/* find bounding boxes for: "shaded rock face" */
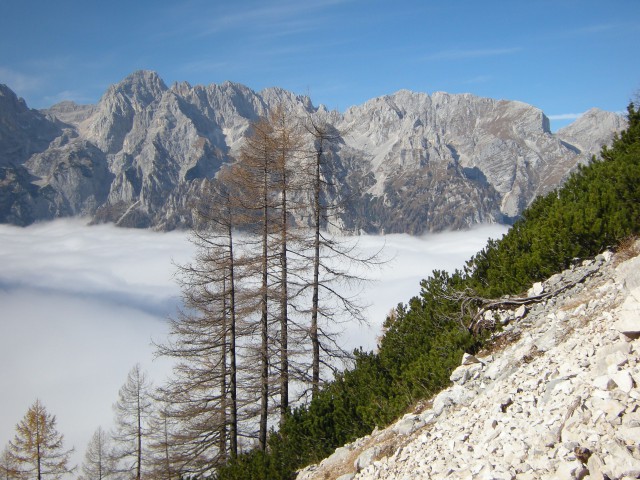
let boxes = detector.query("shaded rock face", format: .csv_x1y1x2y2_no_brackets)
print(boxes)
0,84,62,167
0,72,626,232
297,247,640,480
0,84,63,224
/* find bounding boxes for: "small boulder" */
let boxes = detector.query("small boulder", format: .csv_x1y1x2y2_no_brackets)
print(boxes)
461,353,482,365
587,454,606,480
450,365,469,385
592,375,616,391
392,414,424,436
615,425,640,447
354,446,380,472
605,350,629,367
532,282,544,296
614,300,640,339
514,305,527,320
336,475,355,480
596,250,613,263
555,460,588,480
603,440,640,478
611,370,635,393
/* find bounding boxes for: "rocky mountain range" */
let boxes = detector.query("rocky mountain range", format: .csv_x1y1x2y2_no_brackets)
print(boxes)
0,71,627,233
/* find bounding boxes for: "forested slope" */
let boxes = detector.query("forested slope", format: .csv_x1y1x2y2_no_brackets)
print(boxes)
216,104,640,479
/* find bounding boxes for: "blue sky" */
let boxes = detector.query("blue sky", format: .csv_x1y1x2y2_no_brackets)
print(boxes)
1,0,638,129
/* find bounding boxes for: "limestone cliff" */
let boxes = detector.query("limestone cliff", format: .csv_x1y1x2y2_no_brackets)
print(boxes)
0,72,626,232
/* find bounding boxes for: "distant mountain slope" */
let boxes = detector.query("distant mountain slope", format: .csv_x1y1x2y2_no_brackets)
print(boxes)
0,71,626,232
557,107,626,159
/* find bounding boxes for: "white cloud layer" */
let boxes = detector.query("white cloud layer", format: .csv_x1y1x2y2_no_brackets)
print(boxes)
0,219,507,469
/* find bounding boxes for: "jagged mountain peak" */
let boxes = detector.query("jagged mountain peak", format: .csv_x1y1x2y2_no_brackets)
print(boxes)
81,71,168,153
557,108,627,158
212,80,261,99
346,90,551,136
259,86,315,112
0,84,61,167
0,83,28,110
108,70,168,103
0,75,626,231
169,80,192,95
558,107,626,137
42,100,96,126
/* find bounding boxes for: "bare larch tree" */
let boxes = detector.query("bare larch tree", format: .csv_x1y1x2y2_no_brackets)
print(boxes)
112,364,154,480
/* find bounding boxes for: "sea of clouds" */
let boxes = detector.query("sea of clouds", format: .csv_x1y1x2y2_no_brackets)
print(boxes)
0,219,507,468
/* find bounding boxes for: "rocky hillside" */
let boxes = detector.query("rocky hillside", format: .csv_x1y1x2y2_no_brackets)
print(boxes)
297,244,640,479
0,71,626,232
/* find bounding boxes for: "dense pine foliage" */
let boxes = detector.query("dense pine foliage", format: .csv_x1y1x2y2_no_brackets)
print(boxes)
217,104,640,479
466,103,640,298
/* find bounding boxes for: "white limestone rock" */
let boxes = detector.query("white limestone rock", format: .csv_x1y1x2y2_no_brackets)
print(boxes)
616,253,640,290
611,370,635,393
392,414,424,436
554,460,587,480
615,425,640,447
450,365,470,385
461,353,483,365
614,295,640,339
602,440,640,479
355,446,381,472
587,453,607,480
593,375,616,391
514,304,527,320
532,282,544,296
606,350,630,367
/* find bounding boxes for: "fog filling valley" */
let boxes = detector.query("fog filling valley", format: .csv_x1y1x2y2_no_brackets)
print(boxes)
0,219,507,467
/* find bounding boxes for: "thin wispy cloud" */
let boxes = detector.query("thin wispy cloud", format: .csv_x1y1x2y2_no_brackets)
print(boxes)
179,59,232,75
196,0,349,37
43,90,94,106
569,23,615,35
422,47,522,61
25,54,76,72
255,36,353,61
462,75,493,85
0,67,44,94
153,0,350,44
161,0,354,74
548,112,584,120
551,22,640,41
12,54,117,108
